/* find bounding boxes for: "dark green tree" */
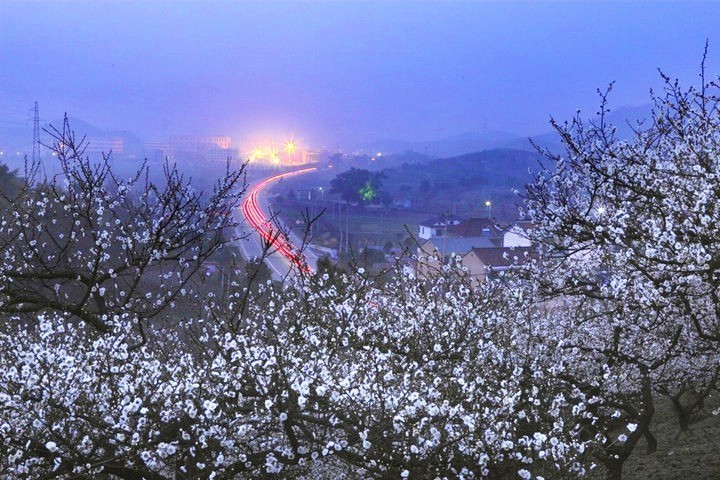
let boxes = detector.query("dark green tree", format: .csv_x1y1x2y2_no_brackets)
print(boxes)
329,167,385,204
0,163,22,200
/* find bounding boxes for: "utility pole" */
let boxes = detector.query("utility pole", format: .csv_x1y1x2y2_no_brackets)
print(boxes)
442,211,448,264
336,200,342,254
32,101,40,163
345,202,350,254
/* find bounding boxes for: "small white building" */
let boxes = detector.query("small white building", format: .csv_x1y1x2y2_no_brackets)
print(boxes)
418,215,463,240
503,221,534,248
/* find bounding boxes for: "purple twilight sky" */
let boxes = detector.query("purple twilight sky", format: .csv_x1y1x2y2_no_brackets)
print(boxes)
1,1,719,149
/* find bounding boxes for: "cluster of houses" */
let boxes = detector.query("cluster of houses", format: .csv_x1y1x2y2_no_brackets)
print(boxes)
417,215,535,284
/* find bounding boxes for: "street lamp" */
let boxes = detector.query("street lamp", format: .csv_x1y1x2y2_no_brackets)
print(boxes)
285,141,296,164
251,147,264,162
485,200,492,219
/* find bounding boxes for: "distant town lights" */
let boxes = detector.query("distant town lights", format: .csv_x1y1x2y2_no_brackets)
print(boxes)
247,139,316,166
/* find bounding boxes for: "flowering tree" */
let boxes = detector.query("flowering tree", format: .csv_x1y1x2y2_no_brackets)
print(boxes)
0,118,245,343
4,64,720,480
218,264,594,479
1,248,596,479
523,63,720,478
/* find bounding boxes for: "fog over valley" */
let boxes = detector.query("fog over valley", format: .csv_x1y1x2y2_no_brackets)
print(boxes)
2,3,720,480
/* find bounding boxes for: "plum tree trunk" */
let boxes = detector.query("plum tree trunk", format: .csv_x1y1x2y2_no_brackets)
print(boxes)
671,396,691,432
643,429,658,453
605,458,624,480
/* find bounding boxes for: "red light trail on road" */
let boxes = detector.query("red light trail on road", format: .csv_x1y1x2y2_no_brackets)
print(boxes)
241,167,317,274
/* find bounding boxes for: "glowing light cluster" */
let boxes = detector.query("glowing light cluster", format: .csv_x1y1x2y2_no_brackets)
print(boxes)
248,140,297,166
249,146,280,163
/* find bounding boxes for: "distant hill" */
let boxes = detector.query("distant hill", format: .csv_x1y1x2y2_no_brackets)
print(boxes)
0,116,144,159
602,104,654,138
380,148,544,218
382,148,544,188
506,104,654,154
365,130,522,158
45,117,145,158
349,151,436,172
366,104,654,159
0,119,32,152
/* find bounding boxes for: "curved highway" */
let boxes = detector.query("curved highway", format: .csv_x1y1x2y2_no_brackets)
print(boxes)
240,167,317,275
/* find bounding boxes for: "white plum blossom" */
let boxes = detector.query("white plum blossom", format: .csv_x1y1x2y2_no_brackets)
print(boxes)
518,469,532,479
523,68,720,477
3,71,720,480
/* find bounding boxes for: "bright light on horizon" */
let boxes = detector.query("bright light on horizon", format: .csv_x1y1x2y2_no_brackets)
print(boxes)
245,136,314,166
251,147,266,161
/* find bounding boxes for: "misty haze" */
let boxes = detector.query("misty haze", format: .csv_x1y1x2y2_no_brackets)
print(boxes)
1,2,720,480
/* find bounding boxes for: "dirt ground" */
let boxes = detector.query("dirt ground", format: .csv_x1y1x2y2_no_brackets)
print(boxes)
611,392,720,479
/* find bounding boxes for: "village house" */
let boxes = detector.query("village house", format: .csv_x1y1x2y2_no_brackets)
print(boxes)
461,246,534,285
416,215,536,279
502,220,534,248
417,215,463,240
416,236,495,277
446,217,504,246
